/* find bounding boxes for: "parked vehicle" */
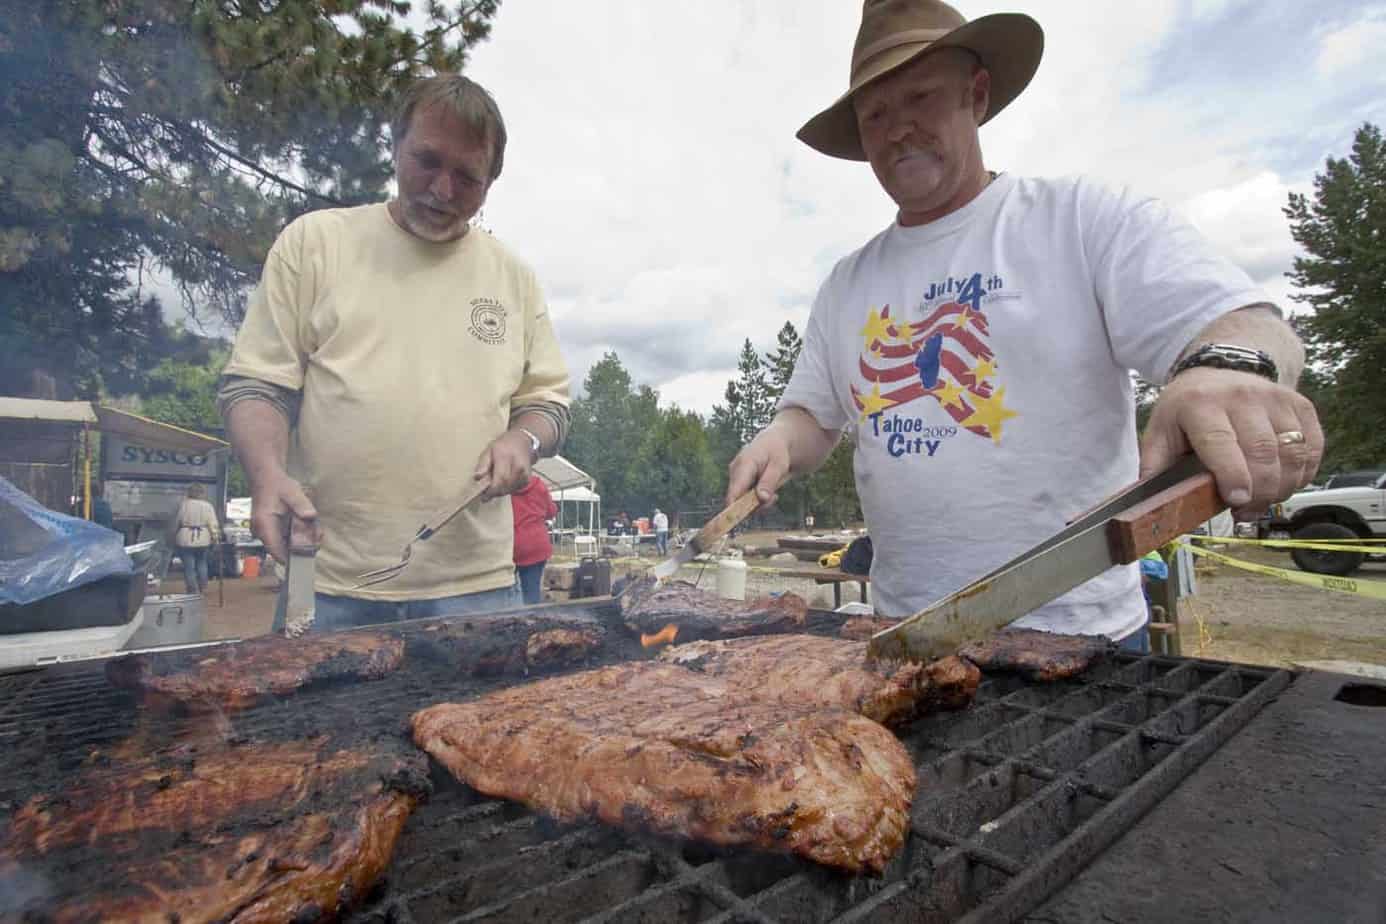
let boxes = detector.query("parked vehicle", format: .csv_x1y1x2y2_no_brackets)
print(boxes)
1265,470,1386,575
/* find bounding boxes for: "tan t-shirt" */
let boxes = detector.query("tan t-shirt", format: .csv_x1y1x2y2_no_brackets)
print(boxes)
224,204,570,600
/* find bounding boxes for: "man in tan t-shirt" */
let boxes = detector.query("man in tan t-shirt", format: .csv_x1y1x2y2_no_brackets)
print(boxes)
218,75,571,633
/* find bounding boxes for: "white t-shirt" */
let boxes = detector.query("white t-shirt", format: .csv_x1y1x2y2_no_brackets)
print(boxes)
653,512,669,531
780,174,1267,639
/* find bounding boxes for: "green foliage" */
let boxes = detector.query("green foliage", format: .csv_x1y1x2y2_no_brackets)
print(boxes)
565,352,662,517
629,408,721,521
0,0,499,393
716,338,774,446
1284,122,1386,470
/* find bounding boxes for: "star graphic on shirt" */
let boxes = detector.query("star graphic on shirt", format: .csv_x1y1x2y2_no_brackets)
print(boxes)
953,305,975,331
970,357,997,385
860,307,893,353
961,386,1019,444
930,378,967,411
893,321,916,344
857,383,896,420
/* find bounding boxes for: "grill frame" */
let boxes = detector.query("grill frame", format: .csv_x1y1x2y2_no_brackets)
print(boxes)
0,604,1291,923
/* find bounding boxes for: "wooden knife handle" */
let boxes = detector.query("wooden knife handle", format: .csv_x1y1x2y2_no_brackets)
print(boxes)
691,491,762,554
1107,472,1223,563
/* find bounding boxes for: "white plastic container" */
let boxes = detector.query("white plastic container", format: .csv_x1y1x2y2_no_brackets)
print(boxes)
716,558,747,601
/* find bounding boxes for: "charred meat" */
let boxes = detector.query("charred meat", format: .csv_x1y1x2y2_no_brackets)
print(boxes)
959,627,1115,681
659,635,979,726
838,616,901,641
403,613,604,677
412,662,915,875
620,576,806,641
105,628,404,711
0,734,428,923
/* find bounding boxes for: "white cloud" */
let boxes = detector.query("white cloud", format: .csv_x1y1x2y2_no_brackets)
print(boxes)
448,1,1364,413
1316,9,1386,80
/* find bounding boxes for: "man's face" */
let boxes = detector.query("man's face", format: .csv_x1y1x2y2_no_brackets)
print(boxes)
392,103,494,243
854,49,990,224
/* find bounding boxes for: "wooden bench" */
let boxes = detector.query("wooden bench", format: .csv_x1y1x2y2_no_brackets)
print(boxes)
776,568,870,609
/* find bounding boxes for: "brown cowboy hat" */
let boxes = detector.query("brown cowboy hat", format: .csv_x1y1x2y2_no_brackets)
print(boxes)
798,0,1043,160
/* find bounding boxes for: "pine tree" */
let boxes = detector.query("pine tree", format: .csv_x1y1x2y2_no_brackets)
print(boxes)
722,338,774,446
1284,122,1386,469
762,321,803,404
0,0,499,395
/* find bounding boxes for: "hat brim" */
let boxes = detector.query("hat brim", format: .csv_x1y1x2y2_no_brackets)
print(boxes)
797,13,1043,161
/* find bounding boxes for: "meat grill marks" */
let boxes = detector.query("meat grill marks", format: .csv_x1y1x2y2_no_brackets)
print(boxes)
105,628,405,711
412,661,916,875
401,613,604,677
0,733,429,923
959,627,1116,682
619,576,807,641
659,635,980,727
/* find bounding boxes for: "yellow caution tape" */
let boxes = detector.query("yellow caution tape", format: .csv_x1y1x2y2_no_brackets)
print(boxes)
1186,533,1386,555
1179,542,1386,600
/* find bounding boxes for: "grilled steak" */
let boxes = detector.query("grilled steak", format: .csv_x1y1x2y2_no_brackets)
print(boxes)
619,576,806,641
659,635,979,726
838,616,900,641
959,627,1115,681
412,662,915,874
105,628,404,711
403,614,604,676
0,734,428,923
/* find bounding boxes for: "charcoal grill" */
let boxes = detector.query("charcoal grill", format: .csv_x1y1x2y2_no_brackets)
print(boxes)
0,602,1292,923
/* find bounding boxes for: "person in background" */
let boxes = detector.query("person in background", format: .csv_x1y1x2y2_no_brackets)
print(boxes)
652,507,670,556
174,483,220,595
512,474,557,605
90,481,114,530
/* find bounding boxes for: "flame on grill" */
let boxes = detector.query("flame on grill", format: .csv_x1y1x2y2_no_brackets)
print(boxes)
640,623,679,648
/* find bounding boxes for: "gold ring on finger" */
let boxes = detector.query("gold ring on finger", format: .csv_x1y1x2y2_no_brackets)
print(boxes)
1276,430,1305,446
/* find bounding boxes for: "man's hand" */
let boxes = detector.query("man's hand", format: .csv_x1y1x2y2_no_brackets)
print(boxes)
727,428,793,508
250,472,321,563
1140,368,1323,518
474,430,534,499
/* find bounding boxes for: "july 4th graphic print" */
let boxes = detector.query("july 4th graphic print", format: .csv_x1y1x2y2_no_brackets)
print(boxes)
851,271,1018,459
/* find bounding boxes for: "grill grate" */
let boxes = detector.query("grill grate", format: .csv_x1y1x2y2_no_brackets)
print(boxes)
0,608,1290,924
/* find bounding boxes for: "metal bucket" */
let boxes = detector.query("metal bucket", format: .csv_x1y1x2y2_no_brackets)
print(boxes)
126,593,205,648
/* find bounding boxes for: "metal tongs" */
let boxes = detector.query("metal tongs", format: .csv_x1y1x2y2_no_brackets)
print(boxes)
352,479,492,589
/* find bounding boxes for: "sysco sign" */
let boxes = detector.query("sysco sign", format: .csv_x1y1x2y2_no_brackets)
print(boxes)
104,436,221,478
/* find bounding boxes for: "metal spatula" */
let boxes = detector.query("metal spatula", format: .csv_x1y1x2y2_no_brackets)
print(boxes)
352,479,492,589
649,490,763,581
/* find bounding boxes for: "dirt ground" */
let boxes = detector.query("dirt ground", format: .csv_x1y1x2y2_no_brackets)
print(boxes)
182,530,1384,671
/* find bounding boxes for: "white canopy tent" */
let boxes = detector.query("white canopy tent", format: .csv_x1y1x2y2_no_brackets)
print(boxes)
534,455,600,534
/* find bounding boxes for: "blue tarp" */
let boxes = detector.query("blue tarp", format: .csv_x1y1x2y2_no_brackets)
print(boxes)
0,476,132,607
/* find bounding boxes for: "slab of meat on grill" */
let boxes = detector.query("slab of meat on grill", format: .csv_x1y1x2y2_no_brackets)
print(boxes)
619,576,807,641
402,613,604,677
412,662,915,875
838,616,901,641
0,734,429,923
659,635,979,726
105,628,405,711
959,627,1115,681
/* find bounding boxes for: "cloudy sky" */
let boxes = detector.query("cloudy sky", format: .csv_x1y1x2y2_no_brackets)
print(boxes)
449,0,1385,414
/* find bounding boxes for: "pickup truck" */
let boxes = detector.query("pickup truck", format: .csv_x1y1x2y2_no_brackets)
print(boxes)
1265,470,1386,575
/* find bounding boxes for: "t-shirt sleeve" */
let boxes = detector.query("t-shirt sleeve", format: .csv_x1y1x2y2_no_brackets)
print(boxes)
778,282,849,432
222,221,311,392
1081,180,1271,383
511,270,571,410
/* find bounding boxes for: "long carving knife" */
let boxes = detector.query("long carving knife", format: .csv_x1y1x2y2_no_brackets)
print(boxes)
649,490,763,581
868,455,1223,663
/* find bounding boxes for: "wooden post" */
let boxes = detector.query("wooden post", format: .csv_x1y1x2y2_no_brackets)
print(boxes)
1150,546,1182,656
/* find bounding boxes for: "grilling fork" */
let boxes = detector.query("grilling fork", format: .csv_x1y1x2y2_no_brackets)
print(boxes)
352,479,492,589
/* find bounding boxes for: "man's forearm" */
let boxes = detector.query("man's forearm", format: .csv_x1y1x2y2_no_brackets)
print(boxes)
1175,304,1305,385
770,407,842,475
226,399,293,489
510,403,569,457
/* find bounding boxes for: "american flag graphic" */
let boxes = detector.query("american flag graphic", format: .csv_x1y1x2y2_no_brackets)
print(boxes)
850,297,1018,443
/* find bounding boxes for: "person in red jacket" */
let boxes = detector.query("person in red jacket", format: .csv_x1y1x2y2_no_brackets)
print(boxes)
512,475,557,604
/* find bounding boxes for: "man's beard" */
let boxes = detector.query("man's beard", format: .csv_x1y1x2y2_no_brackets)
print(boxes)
401,197,469,242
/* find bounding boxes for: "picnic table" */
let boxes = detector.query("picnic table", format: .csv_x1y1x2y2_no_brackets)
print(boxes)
775,567,870,608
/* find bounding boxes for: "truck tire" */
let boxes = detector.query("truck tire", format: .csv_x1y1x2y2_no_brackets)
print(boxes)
1290,522,1365,576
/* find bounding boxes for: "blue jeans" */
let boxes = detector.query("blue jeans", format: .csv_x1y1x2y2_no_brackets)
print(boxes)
517,562,546,605
179,547,209,595
273,580,523,633
655,530,669,556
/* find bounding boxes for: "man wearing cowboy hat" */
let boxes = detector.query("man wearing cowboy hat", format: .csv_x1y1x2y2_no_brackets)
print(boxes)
727,0,1321,648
